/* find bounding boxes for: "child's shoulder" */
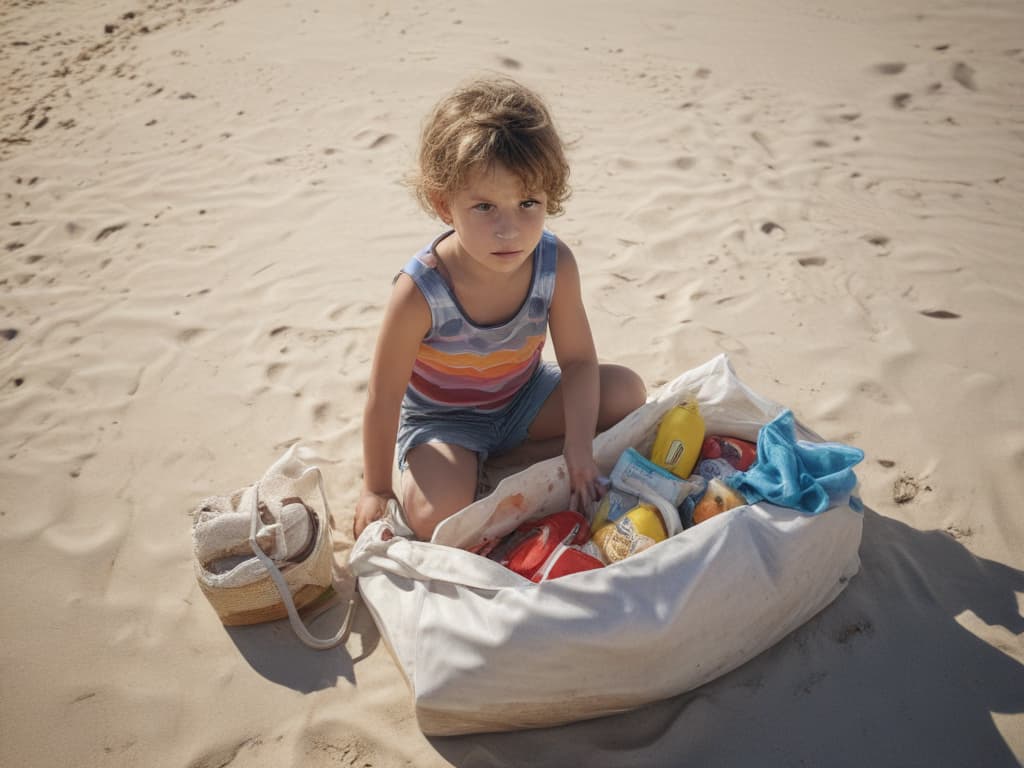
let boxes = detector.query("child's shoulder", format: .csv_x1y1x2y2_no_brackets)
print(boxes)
547,231,578,275
405,231,449,272
390,267,432,324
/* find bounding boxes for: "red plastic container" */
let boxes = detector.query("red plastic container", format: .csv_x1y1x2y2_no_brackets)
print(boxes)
497,510,604,581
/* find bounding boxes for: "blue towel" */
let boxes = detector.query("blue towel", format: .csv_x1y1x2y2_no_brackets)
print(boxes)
726,410,864,515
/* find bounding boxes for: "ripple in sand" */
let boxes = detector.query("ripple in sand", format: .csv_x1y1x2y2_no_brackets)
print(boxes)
95,223,127,241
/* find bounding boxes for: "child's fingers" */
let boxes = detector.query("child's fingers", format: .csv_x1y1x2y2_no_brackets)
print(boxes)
569,480,598,515
352,495,388,538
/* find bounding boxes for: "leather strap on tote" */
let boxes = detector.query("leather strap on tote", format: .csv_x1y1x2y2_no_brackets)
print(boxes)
248,464,355,650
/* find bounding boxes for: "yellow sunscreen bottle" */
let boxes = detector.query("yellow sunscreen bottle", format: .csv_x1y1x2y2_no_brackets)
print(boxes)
650,400,705,479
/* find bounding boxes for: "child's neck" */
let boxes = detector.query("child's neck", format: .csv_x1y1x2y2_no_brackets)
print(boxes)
434,231,535,326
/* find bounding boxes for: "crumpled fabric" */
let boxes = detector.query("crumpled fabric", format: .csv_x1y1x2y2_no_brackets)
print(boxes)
726,409,864,515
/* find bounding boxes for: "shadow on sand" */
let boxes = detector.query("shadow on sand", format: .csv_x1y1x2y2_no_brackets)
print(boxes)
223,577,380,694
429,506,1024,767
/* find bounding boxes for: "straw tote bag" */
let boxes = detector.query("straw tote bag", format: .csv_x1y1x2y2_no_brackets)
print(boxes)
348,354,864,734
192,445,350,649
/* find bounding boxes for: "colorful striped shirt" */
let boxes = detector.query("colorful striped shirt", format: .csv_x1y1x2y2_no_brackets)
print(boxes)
399,229,558,413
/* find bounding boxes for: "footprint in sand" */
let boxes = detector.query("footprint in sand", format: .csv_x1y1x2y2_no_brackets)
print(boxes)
497,56,521,70
265,362,285,382
760,221,785,238
797,256,826,267
873,62,907,75
863,234,890,253
1,329,18,341
312,402,330,423
891,93,912,109
893,474,920,504
68,452,96,480
920,309,960,319
951,61,977,91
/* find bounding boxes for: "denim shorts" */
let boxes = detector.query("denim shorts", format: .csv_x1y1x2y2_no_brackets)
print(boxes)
396,362,561,470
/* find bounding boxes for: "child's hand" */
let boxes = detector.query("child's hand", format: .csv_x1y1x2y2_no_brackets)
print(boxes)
563,445,604,515
353,491,395,540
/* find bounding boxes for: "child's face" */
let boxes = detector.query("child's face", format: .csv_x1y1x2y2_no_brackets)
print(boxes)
433,162,547,275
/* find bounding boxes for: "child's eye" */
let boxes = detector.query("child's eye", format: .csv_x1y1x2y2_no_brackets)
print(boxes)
521,199,541,209
473,203,493,212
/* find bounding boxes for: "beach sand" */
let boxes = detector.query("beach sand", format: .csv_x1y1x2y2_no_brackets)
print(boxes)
2,0,1022,765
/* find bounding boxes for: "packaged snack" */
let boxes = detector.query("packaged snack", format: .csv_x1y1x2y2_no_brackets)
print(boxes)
591,502,673,563
700,435,757,471
591,487,641,531
610,447,700,507
650,400,705,478
692,478,747,525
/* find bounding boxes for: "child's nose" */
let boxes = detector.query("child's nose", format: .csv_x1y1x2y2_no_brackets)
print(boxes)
495,215,519,240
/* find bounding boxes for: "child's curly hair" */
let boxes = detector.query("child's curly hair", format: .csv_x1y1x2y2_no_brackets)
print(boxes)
412,77,571,217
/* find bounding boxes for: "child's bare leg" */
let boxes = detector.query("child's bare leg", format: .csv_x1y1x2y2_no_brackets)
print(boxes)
401,442,478,540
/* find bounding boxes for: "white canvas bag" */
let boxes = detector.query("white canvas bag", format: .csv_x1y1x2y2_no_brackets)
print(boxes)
348,354,863,735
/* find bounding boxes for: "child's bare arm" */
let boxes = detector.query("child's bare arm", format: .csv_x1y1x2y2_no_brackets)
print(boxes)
354,275,430,538
547,238,603,509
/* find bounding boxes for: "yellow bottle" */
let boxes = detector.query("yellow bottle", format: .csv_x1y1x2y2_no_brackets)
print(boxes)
650,400,705,479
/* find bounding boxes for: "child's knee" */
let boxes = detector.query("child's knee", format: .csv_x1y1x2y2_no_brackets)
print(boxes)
599,364,647,427
621,366,647,406
402,484,473,541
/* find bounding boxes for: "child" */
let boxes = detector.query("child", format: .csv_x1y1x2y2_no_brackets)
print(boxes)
353,77,646,541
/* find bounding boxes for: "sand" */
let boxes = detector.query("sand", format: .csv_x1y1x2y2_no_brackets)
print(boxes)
2,0,1022,765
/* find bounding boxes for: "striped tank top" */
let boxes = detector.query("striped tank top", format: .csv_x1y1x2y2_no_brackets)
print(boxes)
400,229,558,413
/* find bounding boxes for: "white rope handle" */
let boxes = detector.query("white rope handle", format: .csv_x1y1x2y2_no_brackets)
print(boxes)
248,465,355,650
